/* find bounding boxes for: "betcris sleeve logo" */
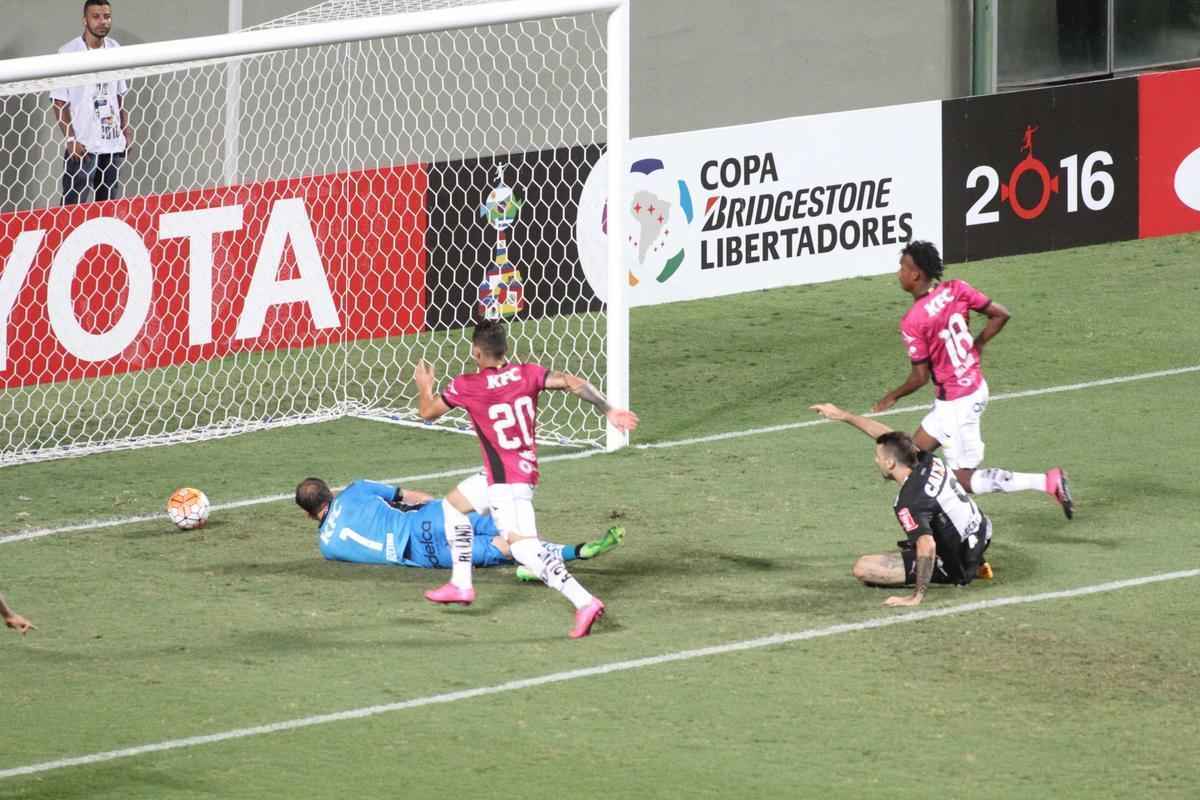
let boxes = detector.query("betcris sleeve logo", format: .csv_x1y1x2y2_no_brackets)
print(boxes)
941,78,1139,262
575,102,942,307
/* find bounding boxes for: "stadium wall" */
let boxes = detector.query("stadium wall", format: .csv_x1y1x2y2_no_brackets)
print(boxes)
0,0,972,135
0,0,972,244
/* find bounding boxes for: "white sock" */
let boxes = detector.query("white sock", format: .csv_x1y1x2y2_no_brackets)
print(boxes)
441,500,473,589
509,538,594,609
969,468,1047,495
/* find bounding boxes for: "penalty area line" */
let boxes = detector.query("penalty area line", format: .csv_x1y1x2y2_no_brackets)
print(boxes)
0,567,1196,780
2,363,1198,544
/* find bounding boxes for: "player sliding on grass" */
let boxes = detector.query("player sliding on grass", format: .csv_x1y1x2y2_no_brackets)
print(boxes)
874,241,1073,518
294,475,623,572
414,319,638,638
812,403,994,607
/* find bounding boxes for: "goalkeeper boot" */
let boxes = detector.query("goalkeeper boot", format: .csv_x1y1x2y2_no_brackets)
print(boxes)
1046,468,1074,520
515,527,626,582
581,526,625,559
424,582,475,606
569,598,605,639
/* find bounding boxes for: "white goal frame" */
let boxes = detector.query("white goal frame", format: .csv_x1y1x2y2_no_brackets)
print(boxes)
0,0,630,460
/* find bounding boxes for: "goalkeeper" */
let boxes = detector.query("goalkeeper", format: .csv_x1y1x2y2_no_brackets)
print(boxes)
295,475,622,577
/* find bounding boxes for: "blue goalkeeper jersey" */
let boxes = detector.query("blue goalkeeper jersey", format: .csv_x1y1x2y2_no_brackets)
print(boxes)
316,480,501,567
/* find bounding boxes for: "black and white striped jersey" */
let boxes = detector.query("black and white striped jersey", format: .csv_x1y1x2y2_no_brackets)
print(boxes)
893,452,991,584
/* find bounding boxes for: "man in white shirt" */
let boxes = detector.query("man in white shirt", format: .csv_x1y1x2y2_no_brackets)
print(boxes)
50,1,134,205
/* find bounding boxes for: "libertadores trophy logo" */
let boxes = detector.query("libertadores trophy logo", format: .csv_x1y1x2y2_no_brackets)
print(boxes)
1000,125,1059,221
477,166,526,319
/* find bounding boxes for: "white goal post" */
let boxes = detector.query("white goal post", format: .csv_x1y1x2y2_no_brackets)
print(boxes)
0,0,629,466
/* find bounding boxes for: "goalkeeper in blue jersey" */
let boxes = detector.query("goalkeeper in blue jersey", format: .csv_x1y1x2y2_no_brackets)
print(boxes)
294,475,622,574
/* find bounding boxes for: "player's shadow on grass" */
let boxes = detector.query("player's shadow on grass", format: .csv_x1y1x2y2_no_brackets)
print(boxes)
194,557,426,581
187,558,528,617
119,517,234,540
570,545,820,595
0,761,208,800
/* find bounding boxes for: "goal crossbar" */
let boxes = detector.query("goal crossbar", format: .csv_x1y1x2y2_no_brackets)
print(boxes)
0,0,622,84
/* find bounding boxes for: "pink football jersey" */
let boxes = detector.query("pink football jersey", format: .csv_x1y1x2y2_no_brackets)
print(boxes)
898,279,992,401
442,362,547,485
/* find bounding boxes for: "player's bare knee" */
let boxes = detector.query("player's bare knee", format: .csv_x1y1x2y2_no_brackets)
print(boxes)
852,556,872,583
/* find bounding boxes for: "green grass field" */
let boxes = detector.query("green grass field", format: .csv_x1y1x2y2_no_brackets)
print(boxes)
2,233,1199,799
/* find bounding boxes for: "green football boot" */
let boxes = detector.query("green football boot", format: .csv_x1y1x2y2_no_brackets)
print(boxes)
515,526,625,582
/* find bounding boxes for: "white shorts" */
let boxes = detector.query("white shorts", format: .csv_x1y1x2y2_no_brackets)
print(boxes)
455,472,490,514
486,482,538,540
919,380,989,469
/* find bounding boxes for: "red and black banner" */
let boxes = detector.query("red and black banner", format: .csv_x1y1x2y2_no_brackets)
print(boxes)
941,78,1140,262
0,143,605,388
0,166,427,389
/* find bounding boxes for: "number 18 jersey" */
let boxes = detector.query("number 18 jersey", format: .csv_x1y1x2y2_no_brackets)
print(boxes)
442,362,547,485
899,279,992,401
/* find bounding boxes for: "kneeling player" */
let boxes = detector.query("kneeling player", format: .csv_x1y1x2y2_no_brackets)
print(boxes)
294,476,622,572
812,404,993,607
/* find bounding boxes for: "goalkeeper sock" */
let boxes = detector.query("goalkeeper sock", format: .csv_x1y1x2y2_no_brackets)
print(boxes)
969,468,1047,494
509,538,594,609
441,500,473,589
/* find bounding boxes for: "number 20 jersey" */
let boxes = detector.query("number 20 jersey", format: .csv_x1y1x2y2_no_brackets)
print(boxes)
898,279,992,401
442,362,547,486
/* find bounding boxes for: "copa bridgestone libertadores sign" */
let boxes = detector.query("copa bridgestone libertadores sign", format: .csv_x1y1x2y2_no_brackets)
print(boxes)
575,101,944,307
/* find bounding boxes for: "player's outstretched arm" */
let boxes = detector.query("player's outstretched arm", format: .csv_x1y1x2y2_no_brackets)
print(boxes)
873,361,932,412
0,592,36,635
413,360,451,422
810,403,893,439
545,371,639,432
974,301,1011,354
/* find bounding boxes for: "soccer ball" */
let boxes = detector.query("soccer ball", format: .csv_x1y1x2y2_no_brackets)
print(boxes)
167,487,210,530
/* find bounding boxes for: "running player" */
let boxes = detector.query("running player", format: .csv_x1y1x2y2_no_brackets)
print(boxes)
294,476,623,571
812,403,993,606
873,241,1073,518
413,319,638,638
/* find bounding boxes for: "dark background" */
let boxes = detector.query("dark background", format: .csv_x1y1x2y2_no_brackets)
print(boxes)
423,145,603,331
941,77,1139,262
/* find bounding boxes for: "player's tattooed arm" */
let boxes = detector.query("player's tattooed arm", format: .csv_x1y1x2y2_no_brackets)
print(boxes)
874,361,932,412
810,404,893,439
885,534,935,607
546,372,639,432
974,301,1011,353
545,371,610,411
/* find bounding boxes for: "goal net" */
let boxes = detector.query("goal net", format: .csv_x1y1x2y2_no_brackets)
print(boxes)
0,0,626,466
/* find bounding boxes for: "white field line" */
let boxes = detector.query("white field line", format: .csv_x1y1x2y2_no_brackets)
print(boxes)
1,567,1195,780
635,364,1200,450
2,364,1198,546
